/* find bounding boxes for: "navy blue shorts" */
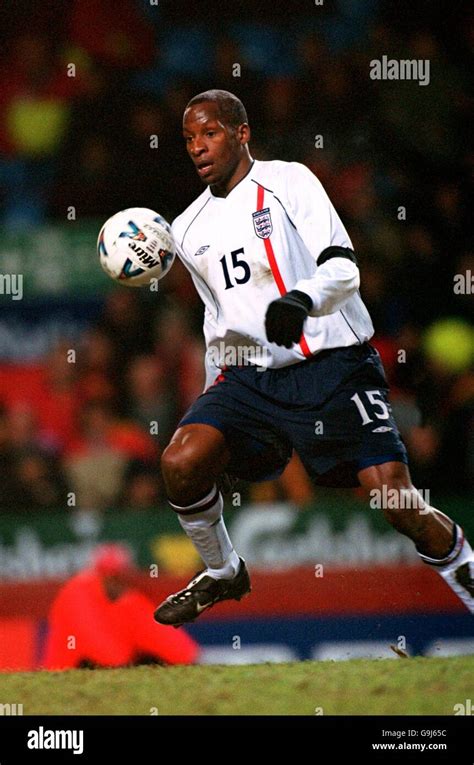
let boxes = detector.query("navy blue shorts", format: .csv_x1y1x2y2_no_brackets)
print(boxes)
179,342,408,488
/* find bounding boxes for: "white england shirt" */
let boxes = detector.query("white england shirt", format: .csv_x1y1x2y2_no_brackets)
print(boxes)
171,159,374,386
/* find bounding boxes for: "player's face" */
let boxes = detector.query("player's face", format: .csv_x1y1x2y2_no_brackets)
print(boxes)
183,102,247,188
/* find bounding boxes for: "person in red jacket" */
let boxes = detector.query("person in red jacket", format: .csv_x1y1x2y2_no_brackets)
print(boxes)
44,543,199,669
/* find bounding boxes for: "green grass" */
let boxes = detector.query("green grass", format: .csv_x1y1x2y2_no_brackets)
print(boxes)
0,657,472,715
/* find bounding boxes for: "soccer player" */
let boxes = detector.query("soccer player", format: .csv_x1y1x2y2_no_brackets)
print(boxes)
154,89,473,627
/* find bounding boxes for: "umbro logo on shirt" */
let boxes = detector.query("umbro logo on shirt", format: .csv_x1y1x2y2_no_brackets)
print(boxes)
372,426,393,433
194,245,210,257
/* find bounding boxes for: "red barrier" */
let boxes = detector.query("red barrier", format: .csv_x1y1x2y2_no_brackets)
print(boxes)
0,564,462,671
0,563,462,621
0,618,36,670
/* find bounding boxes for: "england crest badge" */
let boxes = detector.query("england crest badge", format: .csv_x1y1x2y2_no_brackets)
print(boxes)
252,207,273,239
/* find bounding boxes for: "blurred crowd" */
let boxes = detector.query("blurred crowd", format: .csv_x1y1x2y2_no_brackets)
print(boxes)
0,290,208,512
0,0,472,510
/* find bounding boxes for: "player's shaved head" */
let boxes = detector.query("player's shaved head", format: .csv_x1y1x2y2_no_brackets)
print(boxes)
185,89,248,130
183,89,252,196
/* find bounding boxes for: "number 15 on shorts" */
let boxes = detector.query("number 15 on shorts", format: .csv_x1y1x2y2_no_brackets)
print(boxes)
350,390,390,425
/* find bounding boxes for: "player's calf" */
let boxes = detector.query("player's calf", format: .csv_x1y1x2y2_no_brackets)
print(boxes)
359,461,452,554
358,460,474,614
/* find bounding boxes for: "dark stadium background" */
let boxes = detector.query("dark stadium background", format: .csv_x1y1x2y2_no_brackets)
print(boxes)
0,0,471,670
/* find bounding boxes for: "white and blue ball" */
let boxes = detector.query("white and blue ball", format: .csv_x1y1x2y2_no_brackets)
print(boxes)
98,207,175,287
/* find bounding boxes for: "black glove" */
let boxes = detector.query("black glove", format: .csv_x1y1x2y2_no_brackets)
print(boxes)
265,290,313,348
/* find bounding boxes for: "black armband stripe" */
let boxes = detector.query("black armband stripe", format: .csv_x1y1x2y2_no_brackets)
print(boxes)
317,246,358,267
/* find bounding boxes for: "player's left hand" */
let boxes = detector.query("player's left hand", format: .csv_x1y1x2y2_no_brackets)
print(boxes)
265,290,313,347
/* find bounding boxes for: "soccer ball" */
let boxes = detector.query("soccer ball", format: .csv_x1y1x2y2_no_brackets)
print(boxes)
98,207,175,287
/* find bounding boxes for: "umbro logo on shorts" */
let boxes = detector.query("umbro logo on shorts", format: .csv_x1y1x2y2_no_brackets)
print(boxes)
372,426,393,433
194,245,210,257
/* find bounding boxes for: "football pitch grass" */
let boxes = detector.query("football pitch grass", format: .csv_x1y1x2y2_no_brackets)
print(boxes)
1,656,473,715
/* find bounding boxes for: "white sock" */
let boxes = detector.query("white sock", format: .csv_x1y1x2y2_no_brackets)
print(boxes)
170,485,240,580
418,524,474,614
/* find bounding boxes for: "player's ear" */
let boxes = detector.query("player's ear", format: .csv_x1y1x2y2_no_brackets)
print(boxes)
237,122,251,145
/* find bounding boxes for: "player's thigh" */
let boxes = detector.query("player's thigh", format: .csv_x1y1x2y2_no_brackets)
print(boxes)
165,419,291,485
174,373,293,483
289,382,407,487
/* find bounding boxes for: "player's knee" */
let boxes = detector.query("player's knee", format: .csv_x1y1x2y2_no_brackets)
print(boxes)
161,442,207,500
